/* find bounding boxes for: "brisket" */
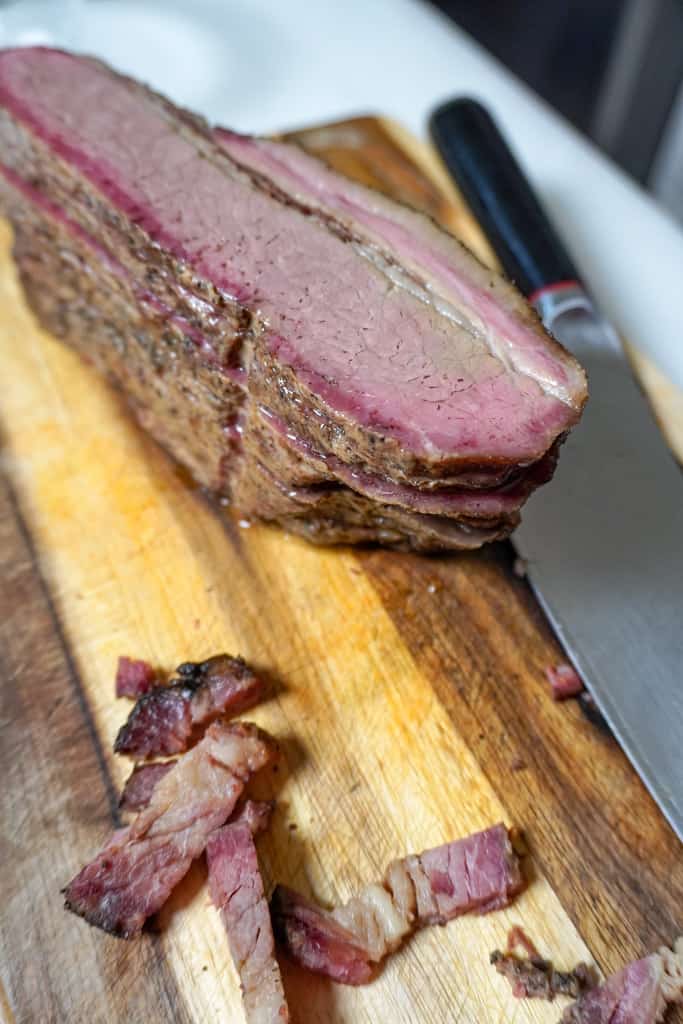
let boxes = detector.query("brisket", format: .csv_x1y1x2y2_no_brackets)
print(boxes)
0,48,587,550
114,654,264,759
272,822,523,983
63,721,277,937
561,937,683,1024
207,820,290,1023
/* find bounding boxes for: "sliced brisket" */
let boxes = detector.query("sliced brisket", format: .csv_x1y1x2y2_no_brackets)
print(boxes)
0,48,587,550
114,654,264,759
207,820,290,1023
63,721,277,937
561,937,683,1023
272,822,523,983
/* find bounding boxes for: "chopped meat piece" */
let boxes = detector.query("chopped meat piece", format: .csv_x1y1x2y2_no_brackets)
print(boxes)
490,928,595,1002
63,721,277,937
561,937,683,1024
403,821,524,923
119,761,175,812
115,656,157,698
0,48,587,553
271,887,373,986
272,823,523,983
114,654,264,759
491,949,593,1000
546,663,584,701
207,821,289,1023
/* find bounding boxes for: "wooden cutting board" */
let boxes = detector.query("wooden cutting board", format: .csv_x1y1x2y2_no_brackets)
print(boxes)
0,116,681,1024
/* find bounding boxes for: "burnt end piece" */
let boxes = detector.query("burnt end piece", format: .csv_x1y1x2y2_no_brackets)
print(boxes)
490,950,595,1001
114,654,265,759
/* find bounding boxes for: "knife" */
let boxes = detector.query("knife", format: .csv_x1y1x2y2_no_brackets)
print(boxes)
429,98,683,840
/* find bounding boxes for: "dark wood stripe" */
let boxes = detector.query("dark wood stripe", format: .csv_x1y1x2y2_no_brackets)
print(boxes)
0,465,193,1024
359,545,683,979
2,475,122,827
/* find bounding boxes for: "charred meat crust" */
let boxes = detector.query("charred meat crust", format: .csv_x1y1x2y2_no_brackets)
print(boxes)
114,654,264,759
490,949,595,1001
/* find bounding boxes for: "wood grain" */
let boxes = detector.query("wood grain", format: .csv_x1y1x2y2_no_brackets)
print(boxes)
0,117,681,1024
0,470,194,1024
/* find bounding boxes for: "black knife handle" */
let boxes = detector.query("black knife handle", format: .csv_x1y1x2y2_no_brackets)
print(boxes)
429,97,582,300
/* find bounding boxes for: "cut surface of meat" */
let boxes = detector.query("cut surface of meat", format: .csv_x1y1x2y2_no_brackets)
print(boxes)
271,887,374,986
114,654,264,759
115,656,157,698
561,937,683,1024
272,823,523,983
64,721,277,937
0,47,587,551
207,821,289,1023
546,663,584,701
118,761,175,812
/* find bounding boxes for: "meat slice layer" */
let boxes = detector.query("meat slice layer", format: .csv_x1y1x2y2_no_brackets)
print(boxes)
64,721,276,937
272,823,523,983
207,821,289,1023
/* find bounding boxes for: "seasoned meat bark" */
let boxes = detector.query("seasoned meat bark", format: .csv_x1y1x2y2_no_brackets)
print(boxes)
64,721,277,937
0,48,587,551
272,823,523,983
491,952,594,1001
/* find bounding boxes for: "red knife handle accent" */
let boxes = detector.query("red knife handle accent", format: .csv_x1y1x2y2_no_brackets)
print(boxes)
429,98,582,300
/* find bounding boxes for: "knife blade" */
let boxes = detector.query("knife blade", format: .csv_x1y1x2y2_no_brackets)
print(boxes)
430,98,683,840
